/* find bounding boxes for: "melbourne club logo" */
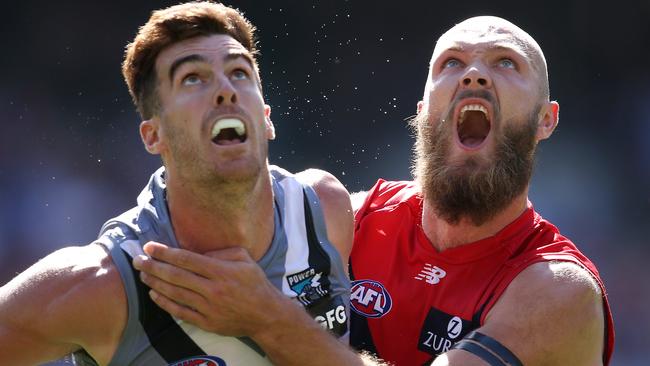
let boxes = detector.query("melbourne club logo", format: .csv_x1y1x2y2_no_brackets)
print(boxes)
350,279,393,318
414,263,446,285
286,268,329,306
168,356,226,366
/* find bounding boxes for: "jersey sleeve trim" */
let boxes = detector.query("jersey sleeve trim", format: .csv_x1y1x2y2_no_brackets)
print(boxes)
96,234,143,366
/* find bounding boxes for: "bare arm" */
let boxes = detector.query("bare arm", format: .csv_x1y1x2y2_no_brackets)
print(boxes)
431,261,605,366
0,244,126,366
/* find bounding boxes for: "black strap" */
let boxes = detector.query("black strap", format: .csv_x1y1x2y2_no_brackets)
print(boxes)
124,251,206,362
302,189,332,278
348,257,380,356
465,331,523,366
452,340,507,366
302,189,333,300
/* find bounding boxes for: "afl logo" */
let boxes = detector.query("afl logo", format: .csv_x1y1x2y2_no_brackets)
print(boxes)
350,279,392,318
169,356,226,366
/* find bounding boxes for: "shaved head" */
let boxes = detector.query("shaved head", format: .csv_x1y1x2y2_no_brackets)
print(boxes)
433,16,550,100
412,16,559,225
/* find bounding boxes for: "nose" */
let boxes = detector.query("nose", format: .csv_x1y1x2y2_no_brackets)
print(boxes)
214,77,238,106
460,64,492,89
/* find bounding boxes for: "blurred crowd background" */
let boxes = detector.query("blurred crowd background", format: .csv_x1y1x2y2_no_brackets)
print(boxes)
1,0,648,364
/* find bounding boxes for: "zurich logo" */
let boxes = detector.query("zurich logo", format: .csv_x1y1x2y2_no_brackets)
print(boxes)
350,279,392,318
447,316,463,339
169,355,226,366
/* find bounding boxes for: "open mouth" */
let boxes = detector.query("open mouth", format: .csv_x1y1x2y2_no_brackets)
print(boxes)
211,118,247,145
457,104,491,148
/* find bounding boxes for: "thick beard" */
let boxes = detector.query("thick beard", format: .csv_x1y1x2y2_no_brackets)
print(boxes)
411,106,539,226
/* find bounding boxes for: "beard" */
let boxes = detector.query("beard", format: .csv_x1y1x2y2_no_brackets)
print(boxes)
411,102,539,226
162,116,265,196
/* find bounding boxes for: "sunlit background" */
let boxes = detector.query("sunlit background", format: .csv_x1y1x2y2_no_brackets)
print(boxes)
1,0,648,364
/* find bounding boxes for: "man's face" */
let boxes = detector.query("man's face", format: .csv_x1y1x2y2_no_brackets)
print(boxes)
141,34,274,186
413,17,557,225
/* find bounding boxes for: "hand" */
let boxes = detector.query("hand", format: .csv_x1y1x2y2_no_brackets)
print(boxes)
132,242,291,338
133,243,377,366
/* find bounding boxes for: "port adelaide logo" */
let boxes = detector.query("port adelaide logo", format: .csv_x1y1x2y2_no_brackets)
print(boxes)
350,279,393,318
286,268,329,306
169,355,226,366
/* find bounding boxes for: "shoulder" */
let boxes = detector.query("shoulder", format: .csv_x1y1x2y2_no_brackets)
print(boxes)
295,168,350,203
481,261,604,365
295,168,353,265
0,243,127,364
295,168,352,223
354,179,419,220
499,261,602,315
270,165,350,207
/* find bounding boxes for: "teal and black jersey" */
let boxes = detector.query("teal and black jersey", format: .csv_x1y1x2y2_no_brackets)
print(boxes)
77,167,349,366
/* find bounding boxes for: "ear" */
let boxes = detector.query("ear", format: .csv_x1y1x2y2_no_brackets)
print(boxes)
417,100,424,114
264,104,275,140
536,101,559,141
140,118,165,155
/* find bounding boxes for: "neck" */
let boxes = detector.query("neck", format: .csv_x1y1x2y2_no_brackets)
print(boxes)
421,189,529,252
165,168,275,261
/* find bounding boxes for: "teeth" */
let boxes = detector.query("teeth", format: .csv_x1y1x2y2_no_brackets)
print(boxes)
211,118,246,139
459,104,488,124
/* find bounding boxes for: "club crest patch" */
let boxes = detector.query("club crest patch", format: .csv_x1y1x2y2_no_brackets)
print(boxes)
350,279,392,318
168,355,226,366
286,268,329,306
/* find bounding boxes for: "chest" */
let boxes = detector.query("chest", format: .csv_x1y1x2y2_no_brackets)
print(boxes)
350,211,512,363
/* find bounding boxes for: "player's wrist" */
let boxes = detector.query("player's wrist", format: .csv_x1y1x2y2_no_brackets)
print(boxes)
250,294,319,346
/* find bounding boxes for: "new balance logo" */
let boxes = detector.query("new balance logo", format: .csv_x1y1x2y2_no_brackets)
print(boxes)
414,263,446,284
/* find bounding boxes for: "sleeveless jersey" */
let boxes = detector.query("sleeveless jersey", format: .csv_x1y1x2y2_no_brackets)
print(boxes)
76,167,349,366
349,179,614,366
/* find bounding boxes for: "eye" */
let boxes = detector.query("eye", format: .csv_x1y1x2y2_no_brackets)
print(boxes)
443,58,462,69
181,73,202,86
497,58,516,69
231,68,250,81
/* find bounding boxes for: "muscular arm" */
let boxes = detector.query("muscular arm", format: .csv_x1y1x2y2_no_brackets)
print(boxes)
0,244,127,366
432,261,605,366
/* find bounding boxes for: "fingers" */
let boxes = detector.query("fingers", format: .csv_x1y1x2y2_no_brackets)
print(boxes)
142,242,221,279
139,271,207,313
204,246,252,262
133,253,211,295
149,289,207,327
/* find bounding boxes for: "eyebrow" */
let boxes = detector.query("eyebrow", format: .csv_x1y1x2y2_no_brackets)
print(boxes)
443,44,523,55
169,54,208,83
444,45,465,53
168,51,256,83
224,51,256,71
489,44,527,56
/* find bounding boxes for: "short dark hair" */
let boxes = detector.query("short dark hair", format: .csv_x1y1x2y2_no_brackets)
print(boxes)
122,1,259,119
